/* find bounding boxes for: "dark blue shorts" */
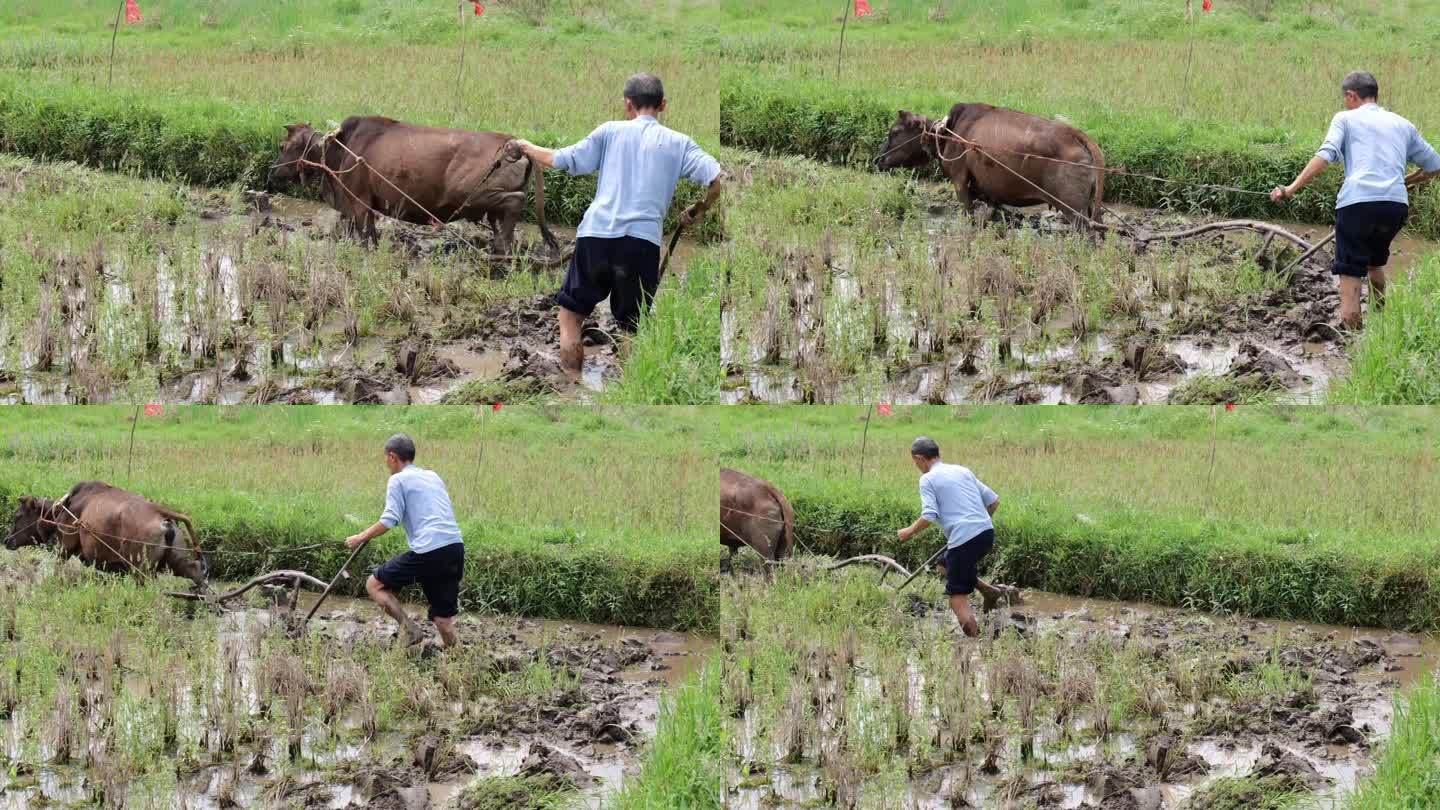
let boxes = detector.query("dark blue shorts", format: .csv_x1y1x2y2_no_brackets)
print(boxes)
1333,201,1408,277
555,235,661,333
373,543,465,619
941,529,995,596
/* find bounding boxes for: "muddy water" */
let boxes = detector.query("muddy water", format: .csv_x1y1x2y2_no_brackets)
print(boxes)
2,191,698,406
0,586,712,810
729,587,1437,810
723,202,1439,405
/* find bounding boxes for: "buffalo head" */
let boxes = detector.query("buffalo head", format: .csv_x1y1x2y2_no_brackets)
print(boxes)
6,495,56,551
874,110,940,171
270,123,319,186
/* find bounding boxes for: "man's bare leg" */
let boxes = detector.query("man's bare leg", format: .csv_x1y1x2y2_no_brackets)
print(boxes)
1338,275,1364,331
558,306,585,383
950,593,980,637
365,575,424,645
432,616,459,648
1367,266,1387,314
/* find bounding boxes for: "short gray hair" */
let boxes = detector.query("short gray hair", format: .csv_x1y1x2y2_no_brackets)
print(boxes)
1341,71,1379,100
623,73,665,110
384,433,416,462
910,436,941,459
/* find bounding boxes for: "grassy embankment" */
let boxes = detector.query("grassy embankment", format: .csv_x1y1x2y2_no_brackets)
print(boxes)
717,0,1440,236
714,404,1440,631
0,155,721,405
0,0,719,226
721,568,1440,809
0,0,725,404
719,151,1317,404
0,405,718,631
1330,252,1440,405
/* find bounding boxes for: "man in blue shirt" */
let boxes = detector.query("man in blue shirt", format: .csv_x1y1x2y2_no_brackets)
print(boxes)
513,74,724,382
897,437,1020,638
345,434,466,649
1272,71,1440,331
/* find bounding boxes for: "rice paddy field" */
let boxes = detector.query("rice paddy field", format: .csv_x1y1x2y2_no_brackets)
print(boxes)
715,404,1440,808
0,405,723,808
715,0,1440,405
0,0,723,405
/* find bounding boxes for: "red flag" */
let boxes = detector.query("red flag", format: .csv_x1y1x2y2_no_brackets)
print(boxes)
125,0,143,24
1202,0,1212,10
144,403,163,417
876,403,892,417
1224,402,1235,412
491,402,502,412
473,1,484,15
854,0,872,17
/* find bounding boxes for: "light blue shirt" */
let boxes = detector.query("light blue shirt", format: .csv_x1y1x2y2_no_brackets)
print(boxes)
379,465,464,555
553,115,722,246
1316,103,1440,209
919,462,998,549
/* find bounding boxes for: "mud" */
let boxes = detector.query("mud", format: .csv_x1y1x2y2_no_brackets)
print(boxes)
727,588,1438,809
0,563,711,810
0,187,682,405
722,202,1435,405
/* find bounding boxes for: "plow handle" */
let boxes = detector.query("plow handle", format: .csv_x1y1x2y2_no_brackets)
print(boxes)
301,539,370,627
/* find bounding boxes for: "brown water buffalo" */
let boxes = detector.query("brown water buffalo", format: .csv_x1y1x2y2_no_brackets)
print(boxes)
269,115,559,256
875,104,1105,230
720,468,794,573
6,481,208,589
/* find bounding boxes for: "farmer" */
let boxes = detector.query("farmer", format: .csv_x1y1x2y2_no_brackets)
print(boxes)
345,434,465,650
512,73,725,383
1271,70,1440,330
897,437,1020,638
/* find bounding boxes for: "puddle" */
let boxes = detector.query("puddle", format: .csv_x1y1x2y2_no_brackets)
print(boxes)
726,586,1437,809
724,200,1436,405
2,184,684,405
0,566,713,810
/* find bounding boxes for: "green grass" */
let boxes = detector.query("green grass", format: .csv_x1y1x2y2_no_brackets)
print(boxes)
1347,673,1440,810
716,1,1440,236
713,404,1440,629
718,151,1320,405
0,0,719,239
0,405,719,630
609,661,726,809
1330,255,1440,405
0,154,720,406
609,249,724,405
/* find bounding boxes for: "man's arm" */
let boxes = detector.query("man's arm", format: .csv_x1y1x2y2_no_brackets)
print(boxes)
1405,126,1440,188
679,141,725,227
899,477,940,541
979,479,999,517
681,175,725,227
346,477,402,549
345,521,389,549
1273,113,1344,202
514,123,610,176
1272,155,1331,202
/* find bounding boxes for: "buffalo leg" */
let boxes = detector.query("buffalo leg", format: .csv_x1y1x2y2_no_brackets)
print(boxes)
720,546,734,575
491,192,525,257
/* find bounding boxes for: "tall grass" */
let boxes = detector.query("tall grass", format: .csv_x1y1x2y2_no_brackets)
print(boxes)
1346,674,1440,810
716,0,1440,235
714,404,1440,629
609,250,723,405
0,405,720,630
1330,255,1440,405
609,661,726,809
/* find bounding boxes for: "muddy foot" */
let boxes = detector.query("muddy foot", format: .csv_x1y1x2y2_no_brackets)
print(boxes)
399,620,427,649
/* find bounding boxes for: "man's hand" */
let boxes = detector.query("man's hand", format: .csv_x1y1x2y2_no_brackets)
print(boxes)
1270,185,1295,203
344,534,367,550
679,203,706,228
